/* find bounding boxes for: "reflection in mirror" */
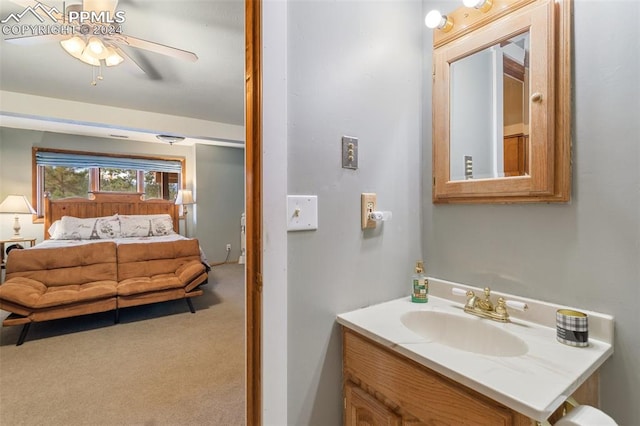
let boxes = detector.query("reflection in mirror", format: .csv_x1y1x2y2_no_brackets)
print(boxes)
449,32,530,181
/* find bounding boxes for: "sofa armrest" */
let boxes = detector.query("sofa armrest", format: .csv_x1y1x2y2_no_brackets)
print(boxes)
0,278,47,309
175,260,207,286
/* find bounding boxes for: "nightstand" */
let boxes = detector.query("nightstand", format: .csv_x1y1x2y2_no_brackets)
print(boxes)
1,237,37,272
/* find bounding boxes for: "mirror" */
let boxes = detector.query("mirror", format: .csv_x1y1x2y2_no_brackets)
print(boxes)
450,32,530,181
431,0,571,203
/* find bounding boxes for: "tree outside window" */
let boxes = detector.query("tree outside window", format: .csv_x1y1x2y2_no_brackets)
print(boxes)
99,168,138,192
44,166,89,200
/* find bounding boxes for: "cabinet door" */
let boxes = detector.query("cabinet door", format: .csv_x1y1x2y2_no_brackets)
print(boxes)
504,135,526,177
345,381,401,426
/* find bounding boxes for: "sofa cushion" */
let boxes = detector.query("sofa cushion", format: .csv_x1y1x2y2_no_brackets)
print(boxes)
0,277,117,309
117,274,184,296
0,277,47,308
116,240,203,281
6,242,118,287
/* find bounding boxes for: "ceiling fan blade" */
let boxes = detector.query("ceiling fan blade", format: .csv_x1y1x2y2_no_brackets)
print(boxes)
4,33,66,45
112,45,148,76
112,34,198,63
7,0,64,22
82,0,118,16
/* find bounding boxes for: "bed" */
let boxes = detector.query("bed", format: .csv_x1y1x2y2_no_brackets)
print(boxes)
44,191,179,240
40,191,209,266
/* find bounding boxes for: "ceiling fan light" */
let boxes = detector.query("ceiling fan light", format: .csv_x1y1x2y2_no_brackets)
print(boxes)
60,36,86,58
87,37,107,57
104,47,124,66
79,49,101,66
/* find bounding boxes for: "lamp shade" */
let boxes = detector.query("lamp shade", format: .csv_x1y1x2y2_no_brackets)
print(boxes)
0,195,36,214
175,190,195,205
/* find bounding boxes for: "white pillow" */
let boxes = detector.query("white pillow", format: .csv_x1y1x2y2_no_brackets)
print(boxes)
54,215,121,240
118,214,175,237
48,220,60,238
149,215,176,236
119,215,152,238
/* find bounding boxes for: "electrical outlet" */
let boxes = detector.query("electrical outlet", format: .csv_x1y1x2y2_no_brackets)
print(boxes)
361,193,377,229
226,244,231,251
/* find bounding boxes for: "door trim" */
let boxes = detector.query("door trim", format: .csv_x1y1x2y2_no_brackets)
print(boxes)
245,0,263,424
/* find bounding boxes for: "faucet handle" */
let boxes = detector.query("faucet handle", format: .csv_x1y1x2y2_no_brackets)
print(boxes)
452,288,469,297
504,300,528,312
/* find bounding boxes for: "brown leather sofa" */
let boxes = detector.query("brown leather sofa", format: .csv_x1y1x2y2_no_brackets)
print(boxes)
0,239,208,345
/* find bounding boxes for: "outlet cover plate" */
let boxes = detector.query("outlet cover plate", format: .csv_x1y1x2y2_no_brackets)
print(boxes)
287,195,318,231
361,193,377,229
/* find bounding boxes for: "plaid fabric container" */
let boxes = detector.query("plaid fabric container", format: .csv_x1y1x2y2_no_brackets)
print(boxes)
556,309,589,347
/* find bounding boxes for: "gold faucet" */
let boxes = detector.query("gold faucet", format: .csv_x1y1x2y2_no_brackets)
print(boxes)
462,287,522,323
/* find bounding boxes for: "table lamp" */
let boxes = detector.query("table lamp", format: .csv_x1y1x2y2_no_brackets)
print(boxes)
0,195,37,240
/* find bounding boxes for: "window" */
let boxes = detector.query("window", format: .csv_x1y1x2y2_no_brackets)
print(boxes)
34,148,185,217
43,166,90,199
99,168,138,192
144,171,180,201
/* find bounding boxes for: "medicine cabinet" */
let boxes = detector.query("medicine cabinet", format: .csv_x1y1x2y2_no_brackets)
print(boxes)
431,0,571,203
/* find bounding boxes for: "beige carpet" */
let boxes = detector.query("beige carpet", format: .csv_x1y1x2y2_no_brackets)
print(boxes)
0,263,246,426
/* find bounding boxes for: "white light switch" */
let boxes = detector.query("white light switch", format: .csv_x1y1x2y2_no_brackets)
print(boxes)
287,195,318,231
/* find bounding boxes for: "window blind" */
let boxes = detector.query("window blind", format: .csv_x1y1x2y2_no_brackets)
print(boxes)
35,151,182,173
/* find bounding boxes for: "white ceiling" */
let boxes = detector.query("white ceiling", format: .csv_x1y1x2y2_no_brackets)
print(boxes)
0,0,245,146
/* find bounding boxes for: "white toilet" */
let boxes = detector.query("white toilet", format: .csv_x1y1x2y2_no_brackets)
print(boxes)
553,404,618,426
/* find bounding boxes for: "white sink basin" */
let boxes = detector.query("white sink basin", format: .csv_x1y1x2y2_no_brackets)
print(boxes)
400,310,528,357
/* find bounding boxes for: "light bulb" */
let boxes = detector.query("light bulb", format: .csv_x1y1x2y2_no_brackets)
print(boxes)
425,10,444,29
463,0,482,7
425,10,454,32
463,0,493,12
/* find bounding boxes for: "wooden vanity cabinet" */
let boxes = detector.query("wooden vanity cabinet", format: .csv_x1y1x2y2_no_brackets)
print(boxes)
345,382,402,426
342,328,598,426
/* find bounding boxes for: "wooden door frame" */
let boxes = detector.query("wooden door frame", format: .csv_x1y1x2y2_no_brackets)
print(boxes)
246,0,262,424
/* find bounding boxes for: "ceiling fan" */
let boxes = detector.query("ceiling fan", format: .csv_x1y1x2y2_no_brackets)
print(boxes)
3,0,199,84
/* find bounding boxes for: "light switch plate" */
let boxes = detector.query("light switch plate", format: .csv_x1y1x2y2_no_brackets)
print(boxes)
287,195,318,231
342,136,358,169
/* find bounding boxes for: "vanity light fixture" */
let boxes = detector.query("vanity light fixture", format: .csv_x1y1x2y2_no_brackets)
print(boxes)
425,10,454,32
462,0,494,13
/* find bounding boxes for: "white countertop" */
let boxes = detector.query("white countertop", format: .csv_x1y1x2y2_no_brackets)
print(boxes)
336,277,614,422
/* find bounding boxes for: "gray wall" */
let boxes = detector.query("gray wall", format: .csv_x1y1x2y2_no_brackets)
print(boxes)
286,1,423,424
423,1,640,424
194,144,245,263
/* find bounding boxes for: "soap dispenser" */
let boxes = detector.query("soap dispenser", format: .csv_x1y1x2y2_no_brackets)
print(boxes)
411,261,428,303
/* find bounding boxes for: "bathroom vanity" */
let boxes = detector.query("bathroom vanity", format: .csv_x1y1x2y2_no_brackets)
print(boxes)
337,278,614,425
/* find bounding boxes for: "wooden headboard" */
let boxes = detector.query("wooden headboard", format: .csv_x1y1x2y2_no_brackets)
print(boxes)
44,192,179,240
